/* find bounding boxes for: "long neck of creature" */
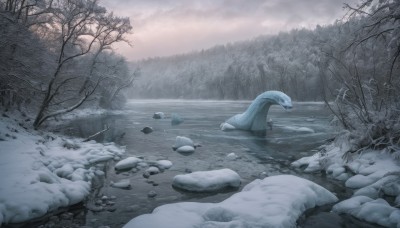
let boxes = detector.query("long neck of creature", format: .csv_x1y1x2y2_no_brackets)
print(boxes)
248,101,272,131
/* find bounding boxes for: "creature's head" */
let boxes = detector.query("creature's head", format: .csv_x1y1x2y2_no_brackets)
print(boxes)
258,91,292,110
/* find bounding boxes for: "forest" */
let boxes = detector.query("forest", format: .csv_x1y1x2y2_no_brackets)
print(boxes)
0,0,134,128
1,0,400,227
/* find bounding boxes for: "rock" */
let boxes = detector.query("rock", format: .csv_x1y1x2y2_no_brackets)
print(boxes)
226,153,238,160
148,190,157,198
141,126,153,134
146,166,160,175
115,157,142,171
171,113,184,126
110,179,131,189
153,112,165,119
143,171,151,179
176,145,195,154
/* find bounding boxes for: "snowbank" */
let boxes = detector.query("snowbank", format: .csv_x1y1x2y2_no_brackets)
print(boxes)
0,114,125,225
172,169,241,192
292,135,400,227
333,196,400,227
124,175,338,228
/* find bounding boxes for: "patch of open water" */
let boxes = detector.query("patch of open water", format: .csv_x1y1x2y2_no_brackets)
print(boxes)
49,100,380,228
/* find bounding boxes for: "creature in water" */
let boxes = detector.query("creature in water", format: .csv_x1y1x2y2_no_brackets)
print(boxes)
220,91,292,135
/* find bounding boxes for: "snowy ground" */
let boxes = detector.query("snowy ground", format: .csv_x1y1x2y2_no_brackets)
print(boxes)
0,111,125,225
292,132,400,227
124,175,338,228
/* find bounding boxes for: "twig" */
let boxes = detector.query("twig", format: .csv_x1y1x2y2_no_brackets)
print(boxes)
83,125,109,142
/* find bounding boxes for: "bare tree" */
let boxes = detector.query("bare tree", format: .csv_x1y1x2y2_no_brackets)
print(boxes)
321,0,400,156
32,0,131,128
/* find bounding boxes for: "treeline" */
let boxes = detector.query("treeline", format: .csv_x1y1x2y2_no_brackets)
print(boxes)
130,1,398,103
0,0,134,128
130,28,326,100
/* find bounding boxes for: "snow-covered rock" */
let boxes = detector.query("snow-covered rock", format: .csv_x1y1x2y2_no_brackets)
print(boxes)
156,160,173,169
111,179,131,189
176,145,195,154
333,196,400,227
226,153,238,160
173,136,194,149
172,169,241,192
0,114,125,225
146,166,160,175
153,112,165,119
115,157,142,171
124,175,338,228
291,153,322,173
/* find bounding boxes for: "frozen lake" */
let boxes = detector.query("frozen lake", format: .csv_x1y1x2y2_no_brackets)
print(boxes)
56,100,376,227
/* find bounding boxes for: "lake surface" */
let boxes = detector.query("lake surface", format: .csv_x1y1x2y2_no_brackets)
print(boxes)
57,100,378,228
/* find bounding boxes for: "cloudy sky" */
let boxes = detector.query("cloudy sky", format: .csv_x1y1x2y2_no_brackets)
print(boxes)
101,0,358,61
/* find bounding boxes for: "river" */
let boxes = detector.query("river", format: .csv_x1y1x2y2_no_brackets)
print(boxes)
54,100,379,228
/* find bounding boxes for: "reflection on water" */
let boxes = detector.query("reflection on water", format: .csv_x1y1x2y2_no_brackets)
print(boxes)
57,100,372,227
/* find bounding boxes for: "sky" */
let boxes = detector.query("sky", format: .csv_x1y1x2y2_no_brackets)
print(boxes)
101,0,359,61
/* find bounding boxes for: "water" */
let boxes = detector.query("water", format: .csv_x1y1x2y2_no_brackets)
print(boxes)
56,100,377,227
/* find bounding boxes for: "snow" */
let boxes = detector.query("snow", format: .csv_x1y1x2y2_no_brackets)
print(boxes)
292,134,400,227
221,91,292,132
173,136,194,149
156,160,173,169
0,113,125,225
145,166,160,175
125,175,338,228
333,196,400,227
176,145,195,154
153,112,165,119
226,152,238,160
281,125,315,133
111,179,131,189
172,169,241,192
220,122,235,131
115,157,142,171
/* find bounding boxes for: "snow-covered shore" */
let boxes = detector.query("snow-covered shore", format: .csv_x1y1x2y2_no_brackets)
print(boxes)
292,132,400,227
0,111,125,225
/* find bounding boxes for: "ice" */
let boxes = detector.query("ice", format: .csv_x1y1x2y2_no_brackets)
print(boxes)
125,175,338,228
172,169,241,192
115,157,142,171
333,196,400,227
171,113,184,125
221,91,292,132
0,113,125,225
281,126,315,133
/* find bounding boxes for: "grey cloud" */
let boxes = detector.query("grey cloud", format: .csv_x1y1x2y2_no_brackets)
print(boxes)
100,0,360,60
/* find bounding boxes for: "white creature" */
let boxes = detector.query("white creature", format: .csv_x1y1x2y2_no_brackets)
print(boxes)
221,91,292,134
